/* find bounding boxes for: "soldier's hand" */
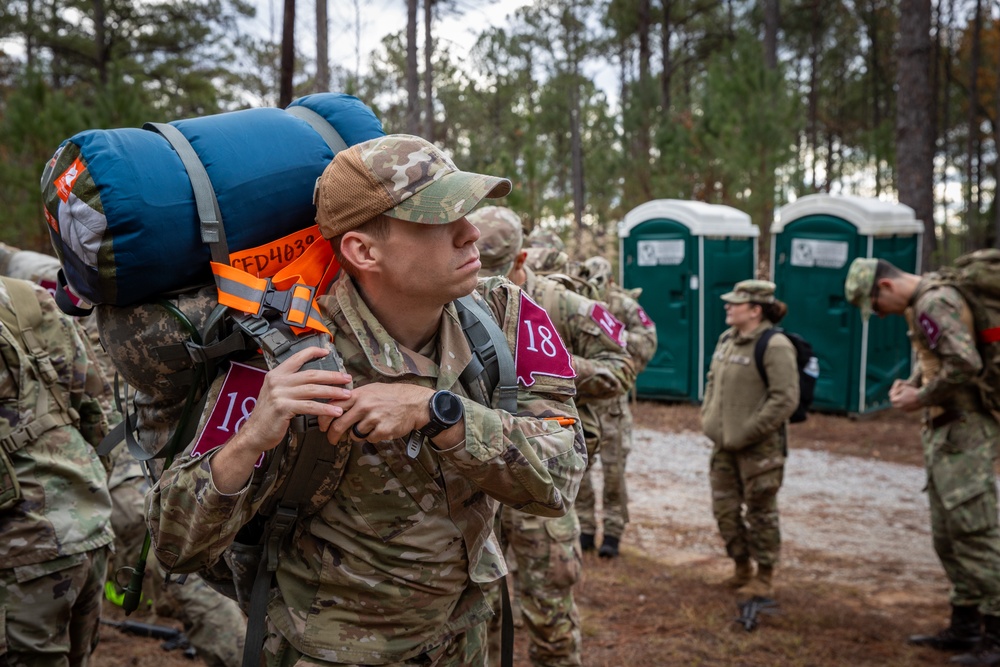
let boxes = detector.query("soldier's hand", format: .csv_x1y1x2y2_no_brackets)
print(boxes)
211,348,352,494
888,381,921,412
322,383,436,445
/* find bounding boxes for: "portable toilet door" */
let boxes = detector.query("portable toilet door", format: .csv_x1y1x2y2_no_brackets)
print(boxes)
620,199,759,402
771,194,923,414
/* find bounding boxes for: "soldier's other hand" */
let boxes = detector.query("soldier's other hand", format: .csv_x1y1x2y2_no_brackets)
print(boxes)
322,383,436,444
888,381,921,412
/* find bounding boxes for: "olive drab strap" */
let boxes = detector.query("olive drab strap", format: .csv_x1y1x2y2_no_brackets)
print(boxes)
0,277,79,456
455,295,517,413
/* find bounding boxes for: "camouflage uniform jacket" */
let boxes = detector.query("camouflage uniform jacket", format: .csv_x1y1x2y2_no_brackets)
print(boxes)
701,322,798,452
602,283,657,376
148,274,586,664
904,281,998,505
0,280,114,569
522,267,636,405
904,281,985,412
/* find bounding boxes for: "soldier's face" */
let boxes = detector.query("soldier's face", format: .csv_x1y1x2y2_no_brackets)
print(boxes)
376,216,483,304
724,301,757,327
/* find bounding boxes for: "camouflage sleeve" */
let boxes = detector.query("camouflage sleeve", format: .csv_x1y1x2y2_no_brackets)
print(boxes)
739,333,799,444
33,285,110,451
450,279,587,516
615,290,657,374
914,288,982,407
564,293,637,402
146,372,274,573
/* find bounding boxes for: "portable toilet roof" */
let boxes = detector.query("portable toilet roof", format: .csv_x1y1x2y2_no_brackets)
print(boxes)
774,193,923,237
621,199,760,239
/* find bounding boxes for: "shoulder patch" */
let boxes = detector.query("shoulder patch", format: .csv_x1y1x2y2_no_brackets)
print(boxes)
590,302,627,347
918,312,942,349
191,361,266,466
636,305,654,328
515,292,576,387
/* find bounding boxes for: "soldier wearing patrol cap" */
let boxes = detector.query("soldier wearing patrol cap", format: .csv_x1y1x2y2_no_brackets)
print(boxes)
574,255,658,559
471,205,636,667
845,257,1000,665
146,134,586,667
701,279,798,597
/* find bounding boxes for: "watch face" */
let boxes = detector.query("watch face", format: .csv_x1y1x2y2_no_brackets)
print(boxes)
434,391,464,424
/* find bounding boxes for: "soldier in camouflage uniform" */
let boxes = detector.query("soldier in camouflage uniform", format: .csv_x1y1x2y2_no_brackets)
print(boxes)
0,243,246,667
0,277,114,666
701,280,799,598
146,135,587,667
471,205,636,667
573,256,657,558
846,258,1000,666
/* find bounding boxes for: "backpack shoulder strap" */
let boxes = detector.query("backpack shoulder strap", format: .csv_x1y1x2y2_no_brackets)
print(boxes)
0,277,78,454
455,295,517,413
753,327,780,387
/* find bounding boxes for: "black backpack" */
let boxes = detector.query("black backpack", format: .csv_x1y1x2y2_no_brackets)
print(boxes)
753,328,818,424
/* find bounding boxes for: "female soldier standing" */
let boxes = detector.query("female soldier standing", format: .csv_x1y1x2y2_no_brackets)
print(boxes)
701,279,799,597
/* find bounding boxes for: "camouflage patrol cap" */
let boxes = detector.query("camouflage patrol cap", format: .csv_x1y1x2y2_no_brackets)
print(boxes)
468,205,523,278
581,256,613,290
524,247,570,275
721,279,776,304
525,228,566,253
314,134,512,239
844,257,878,321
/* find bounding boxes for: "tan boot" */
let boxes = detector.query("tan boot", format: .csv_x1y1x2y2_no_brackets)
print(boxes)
739,564,774,597
721,558,753,589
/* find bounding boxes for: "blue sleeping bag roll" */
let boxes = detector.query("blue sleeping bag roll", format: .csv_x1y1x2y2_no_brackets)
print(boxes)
40,93,384,306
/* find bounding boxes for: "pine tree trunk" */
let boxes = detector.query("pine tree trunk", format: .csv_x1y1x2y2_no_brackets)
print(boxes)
279,0,296,106
406,0,420,134
423,0,434,141
316,0,329,92
896,0,935,269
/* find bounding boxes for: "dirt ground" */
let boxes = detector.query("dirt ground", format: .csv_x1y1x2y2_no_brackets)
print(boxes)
94,400,956,666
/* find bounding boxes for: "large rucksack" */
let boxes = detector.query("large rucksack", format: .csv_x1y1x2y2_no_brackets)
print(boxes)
753,328,819,424
0,277,105,510
932,248,1000,411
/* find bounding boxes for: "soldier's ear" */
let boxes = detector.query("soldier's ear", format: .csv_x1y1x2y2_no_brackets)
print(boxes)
513,250,528,271
341,231,379,273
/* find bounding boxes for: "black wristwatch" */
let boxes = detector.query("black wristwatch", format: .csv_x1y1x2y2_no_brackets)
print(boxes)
419,390,464,439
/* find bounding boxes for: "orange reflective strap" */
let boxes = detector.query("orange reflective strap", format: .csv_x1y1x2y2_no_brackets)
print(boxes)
212,262,268,316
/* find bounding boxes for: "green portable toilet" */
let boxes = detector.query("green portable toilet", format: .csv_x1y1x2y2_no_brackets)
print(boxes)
771,193,923,414
620,199,759,402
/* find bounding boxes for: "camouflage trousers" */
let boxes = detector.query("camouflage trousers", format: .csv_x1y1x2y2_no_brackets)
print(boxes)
261,617,487,666
923,412,1000,616
0,545,110,667
577,395,632,540
486,509,582,667
710,439,785,567
109,477,246,667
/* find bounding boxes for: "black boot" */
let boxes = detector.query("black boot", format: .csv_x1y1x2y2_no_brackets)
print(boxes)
598,535,620,559
580,533,595,552
908,605,981,651
951,615,1000,666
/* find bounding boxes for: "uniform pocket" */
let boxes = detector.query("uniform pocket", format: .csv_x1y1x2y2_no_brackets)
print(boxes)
949,490,999,536
342,441,443,542
542,512,581,589
0,448,21,511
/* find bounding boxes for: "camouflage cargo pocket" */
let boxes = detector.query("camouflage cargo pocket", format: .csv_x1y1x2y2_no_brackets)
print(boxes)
948,489,999,536
0,447,21,511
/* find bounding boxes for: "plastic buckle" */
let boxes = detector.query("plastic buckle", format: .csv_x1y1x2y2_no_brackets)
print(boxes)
282,283,317,328
260,281,292,318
